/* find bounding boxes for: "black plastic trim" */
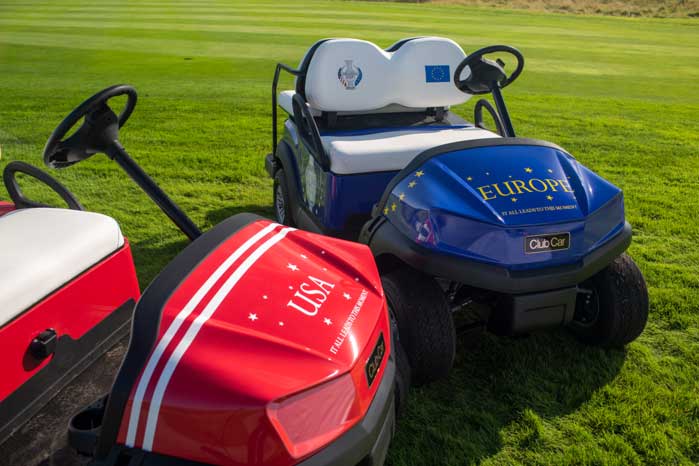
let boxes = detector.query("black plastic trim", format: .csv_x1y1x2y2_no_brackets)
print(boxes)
377,137,567,212
91,353,395,466
272,62,303,157
364,218,632,294
0,299,134,442
474,99,505,136
96,213,263,458
385,37,424,52
295,39,333,99
489,286,578,335
292,93,330,170
3,161,84,210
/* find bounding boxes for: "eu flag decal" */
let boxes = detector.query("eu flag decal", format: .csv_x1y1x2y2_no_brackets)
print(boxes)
425,65,450,83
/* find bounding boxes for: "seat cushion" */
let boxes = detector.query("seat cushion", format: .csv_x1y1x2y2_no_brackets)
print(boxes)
0,208,124,326
321,126,499,175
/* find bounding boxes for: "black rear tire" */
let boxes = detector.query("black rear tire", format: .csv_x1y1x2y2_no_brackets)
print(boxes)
382,268,455,385
569,254,649,347
273,169,294,227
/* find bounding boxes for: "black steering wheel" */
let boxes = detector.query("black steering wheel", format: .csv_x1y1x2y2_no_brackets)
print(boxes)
43,84,137,169
454,45,524,95
3,161,83,210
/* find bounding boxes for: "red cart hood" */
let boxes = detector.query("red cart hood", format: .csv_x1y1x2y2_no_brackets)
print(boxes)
115,219,390,465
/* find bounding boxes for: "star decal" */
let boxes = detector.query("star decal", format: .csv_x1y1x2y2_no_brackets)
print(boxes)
300,254,308,259
547,169,553,173
391,202,397,212
322,267,327,271
321,250,326,255
399,192,406,201
288,285,293,290
415,170,424,177
486,171,490,176
354,277,359,281
248,313,258,321
278,321,284,326
546,195,554,201
408,181,417,188
262,295,268,300
525,167,533,173
287,263,299,272
343,292,351,300
323,318,333,326
383,207,389,215
511,197,518,202
467,176,473,182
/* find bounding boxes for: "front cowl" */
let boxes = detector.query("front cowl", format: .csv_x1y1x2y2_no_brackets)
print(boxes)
108,217,390,465
382,140,625,269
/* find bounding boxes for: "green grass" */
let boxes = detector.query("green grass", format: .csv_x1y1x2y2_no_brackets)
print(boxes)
0,1,698,464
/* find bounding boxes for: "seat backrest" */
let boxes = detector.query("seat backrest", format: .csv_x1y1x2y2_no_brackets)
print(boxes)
298,37,471,113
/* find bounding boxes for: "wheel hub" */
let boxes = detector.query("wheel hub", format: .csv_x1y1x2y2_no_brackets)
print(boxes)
574,288,600,326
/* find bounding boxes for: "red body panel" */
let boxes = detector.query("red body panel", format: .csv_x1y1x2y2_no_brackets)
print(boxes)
118,221,390,465
0,241,141,401
0,201,15,217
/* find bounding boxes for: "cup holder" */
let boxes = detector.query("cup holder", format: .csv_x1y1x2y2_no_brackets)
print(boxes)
68,395,107,456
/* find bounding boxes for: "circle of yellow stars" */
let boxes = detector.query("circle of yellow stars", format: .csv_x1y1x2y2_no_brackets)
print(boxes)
382,170,423,216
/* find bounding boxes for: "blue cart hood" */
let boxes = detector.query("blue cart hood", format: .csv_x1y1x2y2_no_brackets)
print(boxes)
379,140,626,270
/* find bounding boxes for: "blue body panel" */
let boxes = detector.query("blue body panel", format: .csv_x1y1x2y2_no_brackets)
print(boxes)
283,120,625,273
283,128,396,231
383,144,624,270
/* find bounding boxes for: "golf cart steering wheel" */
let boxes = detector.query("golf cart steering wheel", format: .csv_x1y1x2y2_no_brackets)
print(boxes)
454,45,524,95
43,84,137,169
3,161,83,210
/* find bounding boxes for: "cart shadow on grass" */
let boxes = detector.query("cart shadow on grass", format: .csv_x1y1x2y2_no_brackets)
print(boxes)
387,331,626,465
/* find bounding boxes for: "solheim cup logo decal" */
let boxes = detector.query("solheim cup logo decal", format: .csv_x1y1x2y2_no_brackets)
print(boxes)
338,60,362,90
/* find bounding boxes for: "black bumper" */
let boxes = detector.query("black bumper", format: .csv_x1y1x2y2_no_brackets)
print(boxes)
362,218,632,295
300,354,396,466
75,354,395,466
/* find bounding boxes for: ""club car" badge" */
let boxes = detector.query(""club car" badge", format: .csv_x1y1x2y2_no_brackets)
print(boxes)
365,333,385,387
524,232,570,254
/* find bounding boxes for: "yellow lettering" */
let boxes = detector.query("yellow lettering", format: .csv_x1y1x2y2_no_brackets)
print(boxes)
493,182,515,197
558,179,574,193
511,180,532,194
545,179,559,192
529,178,548,192
477,186,496,201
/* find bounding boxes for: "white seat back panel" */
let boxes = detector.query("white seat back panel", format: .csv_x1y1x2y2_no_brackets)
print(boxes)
322,126,499,175
304,37,471,112
0,208,125,326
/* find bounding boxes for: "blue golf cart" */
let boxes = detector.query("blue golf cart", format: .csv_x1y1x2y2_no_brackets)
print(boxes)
265,38,648,384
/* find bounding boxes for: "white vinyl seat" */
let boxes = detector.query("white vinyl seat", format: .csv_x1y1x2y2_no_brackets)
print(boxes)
279,37,500,175
320,126,498,175
0,208,124,327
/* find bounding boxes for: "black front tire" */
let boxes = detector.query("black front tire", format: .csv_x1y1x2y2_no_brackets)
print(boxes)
273,169,294,227
382,268,456,385
569,254,649,347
